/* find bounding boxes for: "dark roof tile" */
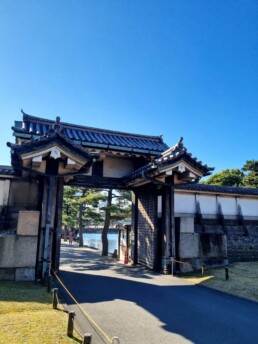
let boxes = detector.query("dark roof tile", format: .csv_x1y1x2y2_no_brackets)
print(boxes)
0,166,15,176
175,183,258,196
13,112,168,155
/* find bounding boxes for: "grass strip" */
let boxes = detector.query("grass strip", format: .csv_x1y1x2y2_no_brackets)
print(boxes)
0,281,80,344
179,262,258,303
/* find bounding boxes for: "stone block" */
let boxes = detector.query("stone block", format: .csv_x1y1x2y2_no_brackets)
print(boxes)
179,233,200,258
0,268,15,281
180,217,194,233
8,180,38,207
15,237,38,267
17,211,40,236
200,233,227,258
15,267,35,281
0,236,16,267
247,226,258,236
0,236,37,268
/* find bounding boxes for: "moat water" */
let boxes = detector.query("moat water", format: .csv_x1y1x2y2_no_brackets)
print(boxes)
82,230,118,254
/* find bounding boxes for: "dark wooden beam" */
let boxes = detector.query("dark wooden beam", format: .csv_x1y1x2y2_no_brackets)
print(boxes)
67,175,130,190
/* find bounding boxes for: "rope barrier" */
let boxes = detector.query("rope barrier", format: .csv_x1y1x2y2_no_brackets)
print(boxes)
51,267,114,344
186,264,258,279
170,257,192,266
197,264,258,279
169,257,195,276
169,257,258,280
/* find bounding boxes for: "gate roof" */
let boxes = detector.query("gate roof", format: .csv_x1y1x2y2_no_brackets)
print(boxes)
8,110,214,188
13,111,168,156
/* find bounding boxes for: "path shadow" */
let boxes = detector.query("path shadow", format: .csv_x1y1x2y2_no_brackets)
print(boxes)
60,243,155,279
59,243,258,344
59,272,258,343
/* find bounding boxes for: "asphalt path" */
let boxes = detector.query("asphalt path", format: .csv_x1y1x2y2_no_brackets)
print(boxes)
58,241,258,344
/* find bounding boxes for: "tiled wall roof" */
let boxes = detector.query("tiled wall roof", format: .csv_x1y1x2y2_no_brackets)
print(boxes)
175,183,258,196
0,166,15,176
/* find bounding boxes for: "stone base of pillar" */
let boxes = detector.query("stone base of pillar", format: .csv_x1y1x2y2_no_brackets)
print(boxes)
161,256,171,274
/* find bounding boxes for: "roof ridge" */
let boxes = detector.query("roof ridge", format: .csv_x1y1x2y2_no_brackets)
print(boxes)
21,111,165,142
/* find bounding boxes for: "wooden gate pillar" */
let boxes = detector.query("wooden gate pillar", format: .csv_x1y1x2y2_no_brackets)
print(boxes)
161,176,175,274
52,178,64,273
132,190,139,265
161,187,171,274
41,176,58,279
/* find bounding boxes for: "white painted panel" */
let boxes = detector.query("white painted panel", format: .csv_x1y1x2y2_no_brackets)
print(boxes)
157,196,162,213
197,194,217,215
0,181,5,205
175,193,196,214
238,198,258,217
104,157,134,178
157,195,162,218
218,196,238,216
0,180,10,205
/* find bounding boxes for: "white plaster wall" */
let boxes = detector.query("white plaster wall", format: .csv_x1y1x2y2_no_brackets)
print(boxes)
197,194,217,215
175,193,196,214
0,180,10,206
238,198,258,217
218,196,238,216
104,157,134,178
175,192,258,218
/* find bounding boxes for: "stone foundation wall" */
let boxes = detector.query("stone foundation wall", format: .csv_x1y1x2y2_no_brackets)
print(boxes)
196,219,258,262
227,225,258,262
182,220,258,268
0,235,38,280
179,231,228,272
0,210,40,281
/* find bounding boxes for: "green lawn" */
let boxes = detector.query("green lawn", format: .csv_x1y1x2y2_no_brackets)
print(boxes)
0,281,81,344
180,261,258,303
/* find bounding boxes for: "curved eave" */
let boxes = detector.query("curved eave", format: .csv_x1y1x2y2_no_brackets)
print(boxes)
12,132,163,156
8,132,97,162
123,154,213,187
157,153,214,177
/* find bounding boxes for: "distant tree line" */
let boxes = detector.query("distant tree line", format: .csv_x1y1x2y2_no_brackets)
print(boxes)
202,160,258,188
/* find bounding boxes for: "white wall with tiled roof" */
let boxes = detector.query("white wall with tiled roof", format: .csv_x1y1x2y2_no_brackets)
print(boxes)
175,191,258,219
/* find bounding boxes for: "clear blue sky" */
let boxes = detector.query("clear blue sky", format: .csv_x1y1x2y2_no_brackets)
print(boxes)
0,1,257,176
